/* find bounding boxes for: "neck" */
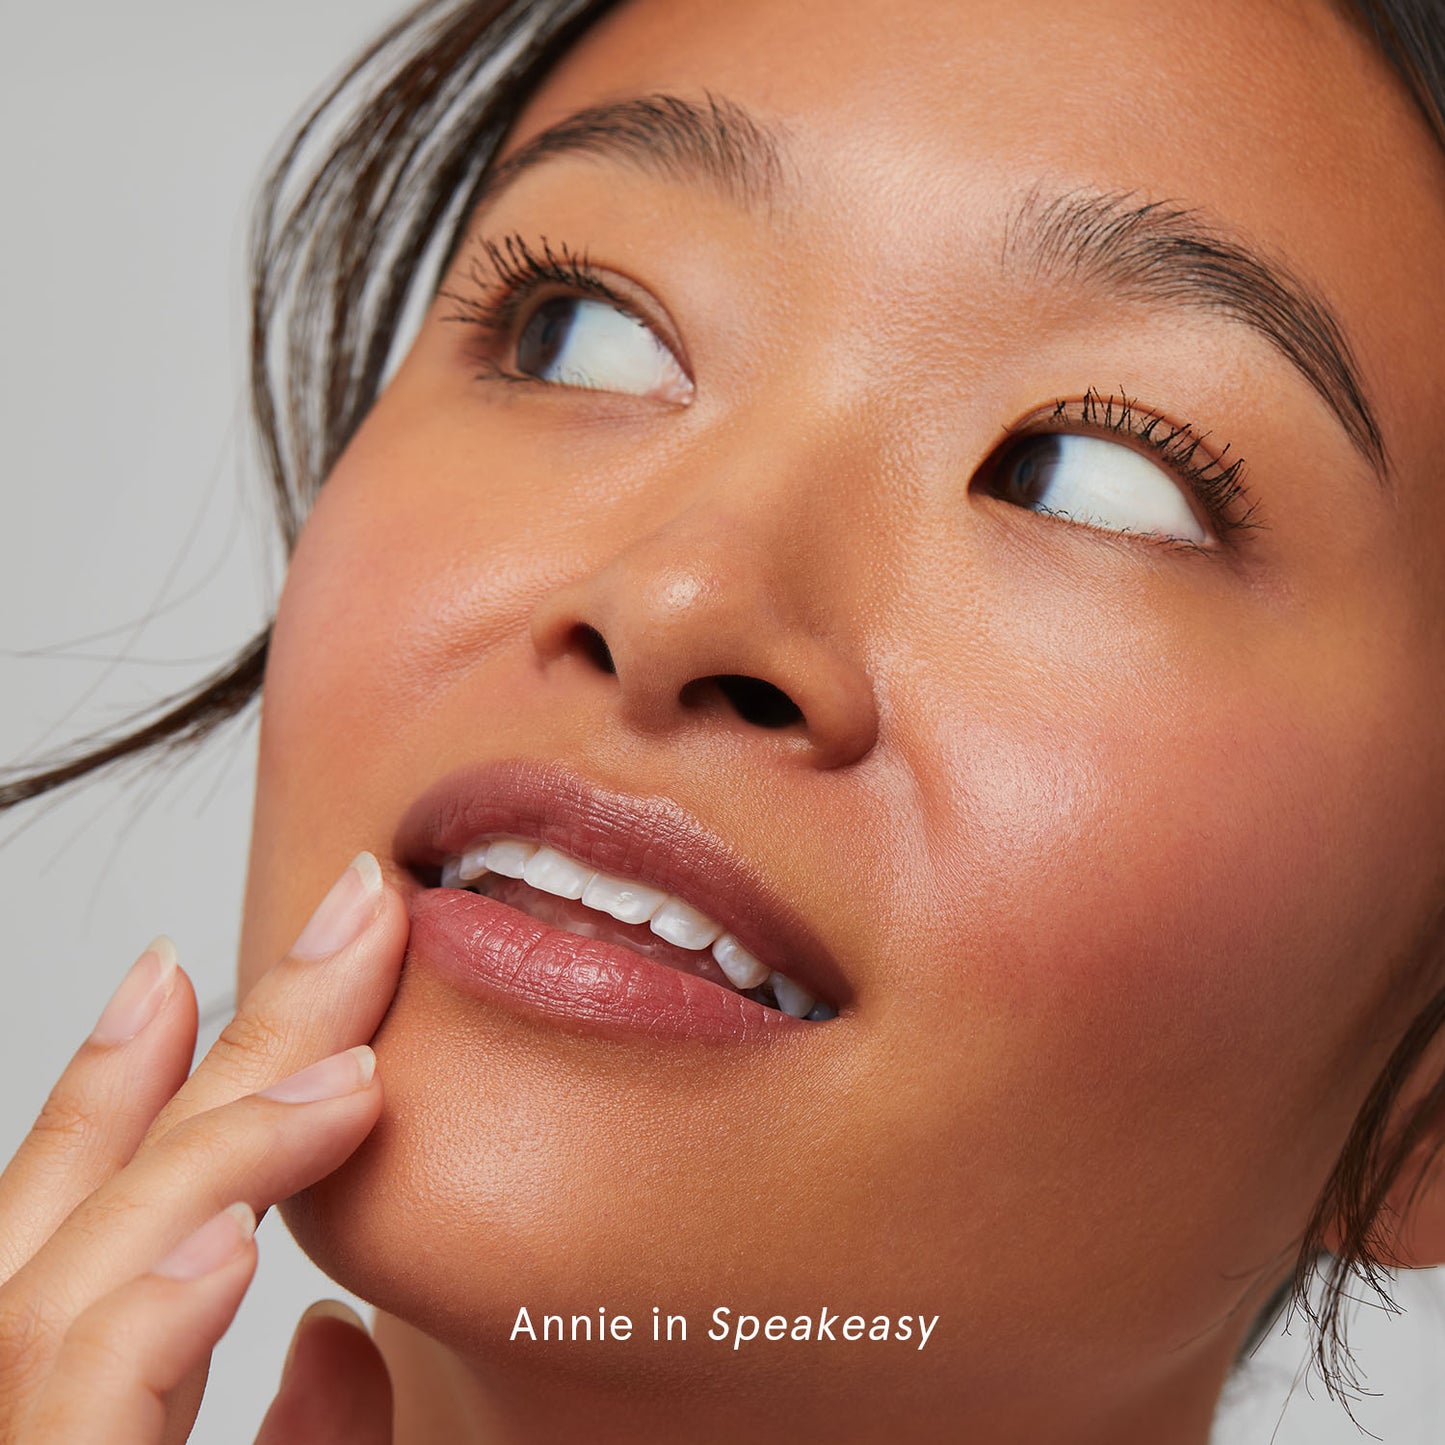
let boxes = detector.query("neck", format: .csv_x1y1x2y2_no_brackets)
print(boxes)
370,1308,1238,1444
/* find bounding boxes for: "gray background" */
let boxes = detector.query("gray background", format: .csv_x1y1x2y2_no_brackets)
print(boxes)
1,2,1442,1440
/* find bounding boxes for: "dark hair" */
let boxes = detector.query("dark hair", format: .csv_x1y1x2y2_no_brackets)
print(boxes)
3,0,1443,1425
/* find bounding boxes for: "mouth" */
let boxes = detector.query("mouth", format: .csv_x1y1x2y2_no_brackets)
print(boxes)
393,758,849,1043
429,836,836,1021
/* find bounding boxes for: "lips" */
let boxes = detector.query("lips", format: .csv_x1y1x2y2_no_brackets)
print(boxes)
391,757,850,1042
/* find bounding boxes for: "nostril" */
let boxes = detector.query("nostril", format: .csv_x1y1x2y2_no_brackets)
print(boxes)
714,675,803,729
573,624,616,675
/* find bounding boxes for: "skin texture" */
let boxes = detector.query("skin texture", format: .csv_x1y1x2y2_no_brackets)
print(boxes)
236,0,1445,1440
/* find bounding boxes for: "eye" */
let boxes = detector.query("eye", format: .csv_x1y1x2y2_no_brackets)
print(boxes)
989,432,1210,545
516,296,692,402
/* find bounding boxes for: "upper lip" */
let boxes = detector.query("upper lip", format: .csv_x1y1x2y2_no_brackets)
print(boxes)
392,757,850,1009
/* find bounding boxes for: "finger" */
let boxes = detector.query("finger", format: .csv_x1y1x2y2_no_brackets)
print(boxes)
253,1300,393,1445
161,1352,211,1445
1,849,404,1282
18,1202,258,1445
139,852,408,1144
0,938,198,1280
0,1045,381,1370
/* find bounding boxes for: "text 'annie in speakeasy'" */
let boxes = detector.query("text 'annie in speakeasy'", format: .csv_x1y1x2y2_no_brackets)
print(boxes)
509,1306,940,1351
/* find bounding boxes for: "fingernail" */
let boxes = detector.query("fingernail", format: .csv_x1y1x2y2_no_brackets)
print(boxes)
90,936,179,1045
283,1299,366,1376
290,852,383,960
153,1201,256,1281
258,1045,376,1103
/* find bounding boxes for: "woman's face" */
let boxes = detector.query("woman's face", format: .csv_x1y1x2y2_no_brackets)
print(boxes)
239,0,1445,1436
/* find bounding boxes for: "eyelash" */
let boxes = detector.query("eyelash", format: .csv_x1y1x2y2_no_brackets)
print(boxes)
441,234,1266,550
1007,387,1266,550
439,232,648,381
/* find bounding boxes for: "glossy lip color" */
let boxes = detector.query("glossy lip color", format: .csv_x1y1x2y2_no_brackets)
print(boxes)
392,757,851,1044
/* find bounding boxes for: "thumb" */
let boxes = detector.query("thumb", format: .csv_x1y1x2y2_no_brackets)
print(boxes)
253,1299,393,1444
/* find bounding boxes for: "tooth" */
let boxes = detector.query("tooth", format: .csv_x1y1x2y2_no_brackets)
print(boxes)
556,914,609,940
769,971,815,1018
804,1002,837,1022
711,933,769,989
440,857,464,889
458,844,491,881
649,896,724,950
485,838,539,878
580,870,668,925
521,845,595,900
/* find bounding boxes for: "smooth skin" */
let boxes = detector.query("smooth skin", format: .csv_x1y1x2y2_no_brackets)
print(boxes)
9,0,1445,1440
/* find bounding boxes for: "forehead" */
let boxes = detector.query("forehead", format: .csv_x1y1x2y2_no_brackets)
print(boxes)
500,0,1445,506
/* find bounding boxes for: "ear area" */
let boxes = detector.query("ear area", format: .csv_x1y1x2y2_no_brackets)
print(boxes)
1322,1018,1445,1268
1363,1137,1445,1268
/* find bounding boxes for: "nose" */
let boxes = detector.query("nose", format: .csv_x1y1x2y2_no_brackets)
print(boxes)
528,503,879,771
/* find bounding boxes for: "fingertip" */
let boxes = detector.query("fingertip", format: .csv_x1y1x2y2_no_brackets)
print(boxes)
373,878,412,945
283,1298,368,1375
146,933,179,975
259,1296,392,1445
303,1298,367,1331
350,850,384,896
227,1198,259,1237
354,1044,377,1087
88,936,186,1047
152,1200,257,1281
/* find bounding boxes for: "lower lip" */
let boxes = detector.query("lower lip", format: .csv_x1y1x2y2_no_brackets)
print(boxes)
405,886,808,1044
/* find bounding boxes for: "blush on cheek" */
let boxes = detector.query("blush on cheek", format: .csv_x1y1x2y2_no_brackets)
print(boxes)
917,656,1406,1186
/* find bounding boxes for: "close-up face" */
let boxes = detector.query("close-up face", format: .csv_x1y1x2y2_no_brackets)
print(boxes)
237,0,1445,1436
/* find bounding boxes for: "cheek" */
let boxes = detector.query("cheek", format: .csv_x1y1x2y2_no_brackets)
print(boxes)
862,609,1437,1328
241,404,556,988
256,384,623,744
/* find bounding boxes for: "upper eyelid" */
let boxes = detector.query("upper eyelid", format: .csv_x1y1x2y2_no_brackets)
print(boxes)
446,237,1262,548
447,231,695,381
1000,390,1262,542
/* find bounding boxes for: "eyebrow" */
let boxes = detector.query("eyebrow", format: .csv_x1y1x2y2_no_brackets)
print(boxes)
471,91,1389,486
1001,184,1389,484
473,91,790,212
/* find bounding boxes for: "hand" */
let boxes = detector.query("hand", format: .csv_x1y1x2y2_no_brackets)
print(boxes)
0,851,407,1444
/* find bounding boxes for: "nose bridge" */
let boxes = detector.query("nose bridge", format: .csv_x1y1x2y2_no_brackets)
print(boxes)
527,404,884,770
